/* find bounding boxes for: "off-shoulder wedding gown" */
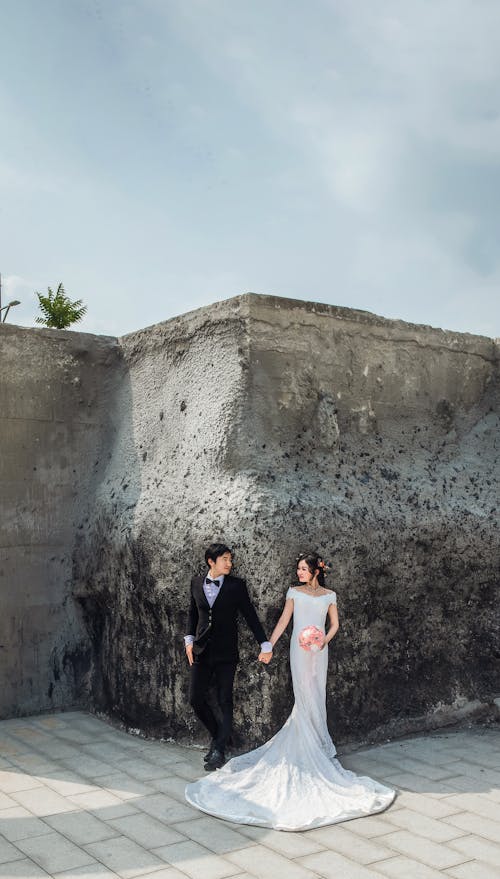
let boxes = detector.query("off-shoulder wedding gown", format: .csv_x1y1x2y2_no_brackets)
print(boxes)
185,587,395,831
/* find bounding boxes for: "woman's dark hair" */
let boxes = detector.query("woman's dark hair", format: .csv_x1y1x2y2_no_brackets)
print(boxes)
205,542,232,566
296,551,327,587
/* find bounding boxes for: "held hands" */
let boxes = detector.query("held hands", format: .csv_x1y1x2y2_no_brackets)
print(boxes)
258,650,273,665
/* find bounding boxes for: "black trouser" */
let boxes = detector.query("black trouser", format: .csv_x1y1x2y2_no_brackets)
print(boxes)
189,652,237,752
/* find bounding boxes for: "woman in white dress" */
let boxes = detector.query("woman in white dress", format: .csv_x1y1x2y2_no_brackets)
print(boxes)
185,552,395,831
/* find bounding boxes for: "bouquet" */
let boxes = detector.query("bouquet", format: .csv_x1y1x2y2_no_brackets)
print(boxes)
298,625,325,652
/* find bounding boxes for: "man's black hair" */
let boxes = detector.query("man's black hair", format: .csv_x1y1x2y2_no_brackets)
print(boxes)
205,542,233,566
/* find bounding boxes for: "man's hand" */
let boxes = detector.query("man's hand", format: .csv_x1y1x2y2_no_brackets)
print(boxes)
185,644,194,666
258,651,272,664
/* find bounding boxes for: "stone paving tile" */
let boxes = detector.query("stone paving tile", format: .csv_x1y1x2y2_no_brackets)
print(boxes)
7,753,59,774
0,840,25,866
0,858,49,877
445,861,500,879
445,775,500,802
100,735,146,754
443,812,500,844
226,843,318,879
390,742,462,765
382,772,452,797
306,824,393,864
108,813,187,849
59,756,114,779
38,769,96,797
28,741,82,762
138,870,192,879
170,816,254,855
15,831,97,872
447,749,500,769
0,805,53,842
55,865,121,879
376,755,458,783
150,776,190,802
218,875,256,879
394,791,462,819
2,713,500,879
3,727,48,745
372,854,454,878
138,747,188,768
45,809,122,844
52,727,104,746
134,792,198,824
90,803,140,821
84,836,166,879
340,758,402,780
82,743,134,762
448,834,500,868
339,815,398,838
0,793,17,810
443,761,500,787
232,823,325,857
0,744,25,761
380,830,468,870
0,770,44,794
112,760,173,782
444,792,500,822
69,789,124,810
383,807,465,843
299,850,384,878
11,786,78,816
154,840,240,879
94,773,154,801
167,762,203,782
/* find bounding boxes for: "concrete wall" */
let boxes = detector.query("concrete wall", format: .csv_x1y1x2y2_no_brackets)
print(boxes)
72,295,500,748
0,323,121,717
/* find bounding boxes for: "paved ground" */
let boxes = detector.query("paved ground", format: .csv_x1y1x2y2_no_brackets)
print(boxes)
1,712,500,879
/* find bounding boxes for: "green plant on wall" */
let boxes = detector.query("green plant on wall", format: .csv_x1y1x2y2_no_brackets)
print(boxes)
35,283,87,329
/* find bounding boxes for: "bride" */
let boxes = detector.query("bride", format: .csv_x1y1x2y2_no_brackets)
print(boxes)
185,551,395,831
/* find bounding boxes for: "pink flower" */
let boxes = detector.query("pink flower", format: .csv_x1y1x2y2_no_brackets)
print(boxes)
298,625,325,652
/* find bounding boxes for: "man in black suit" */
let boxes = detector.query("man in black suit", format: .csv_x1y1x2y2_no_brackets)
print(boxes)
185,542,272,770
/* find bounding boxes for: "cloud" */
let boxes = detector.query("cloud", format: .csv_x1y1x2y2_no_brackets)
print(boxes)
2,0,499,337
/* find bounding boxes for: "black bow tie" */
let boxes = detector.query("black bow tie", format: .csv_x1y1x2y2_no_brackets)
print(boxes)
206,578,221,586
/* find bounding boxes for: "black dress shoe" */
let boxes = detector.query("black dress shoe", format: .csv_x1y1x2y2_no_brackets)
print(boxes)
204,742,217,762
204,748,226,771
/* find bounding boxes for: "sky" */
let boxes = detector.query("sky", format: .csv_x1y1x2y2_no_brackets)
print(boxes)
1,0,499,339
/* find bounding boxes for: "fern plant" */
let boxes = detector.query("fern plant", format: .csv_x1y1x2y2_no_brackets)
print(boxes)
35,283,87,329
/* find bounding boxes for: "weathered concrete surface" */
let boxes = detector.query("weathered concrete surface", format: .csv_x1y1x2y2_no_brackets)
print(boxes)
72,295,500,749
0,323,122,717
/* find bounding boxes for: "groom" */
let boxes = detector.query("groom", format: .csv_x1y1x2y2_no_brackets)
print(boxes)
185,542,272,770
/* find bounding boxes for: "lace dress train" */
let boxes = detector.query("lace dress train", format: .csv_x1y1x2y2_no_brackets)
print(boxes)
185,588,395,831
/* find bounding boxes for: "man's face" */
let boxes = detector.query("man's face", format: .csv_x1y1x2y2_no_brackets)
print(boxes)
209,552,233,578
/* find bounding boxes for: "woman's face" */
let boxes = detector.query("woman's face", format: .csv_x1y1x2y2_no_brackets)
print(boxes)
297,560,313,583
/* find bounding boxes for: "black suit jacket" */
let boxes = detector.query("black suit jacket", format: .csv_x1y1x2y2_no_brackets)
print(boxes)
187,575,267,664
